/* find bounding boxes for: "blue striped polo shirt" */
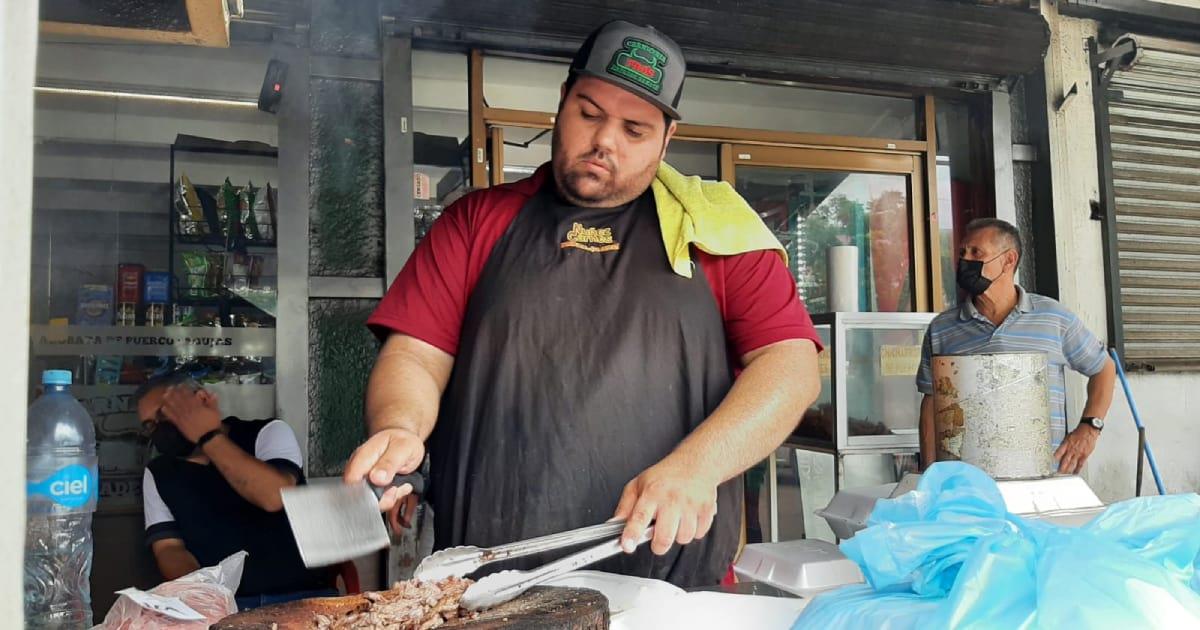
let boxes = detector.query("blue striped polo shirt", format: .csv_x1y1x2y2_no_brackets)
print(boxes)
916,287,1108,446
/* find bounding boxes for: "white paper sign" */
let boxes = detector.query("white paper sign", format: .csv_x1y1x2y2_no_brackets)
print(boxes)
115,588,206,621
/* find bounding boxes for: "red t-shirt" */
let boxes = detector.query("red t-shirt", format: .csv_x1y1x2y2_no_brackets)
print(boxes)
368,166,822,361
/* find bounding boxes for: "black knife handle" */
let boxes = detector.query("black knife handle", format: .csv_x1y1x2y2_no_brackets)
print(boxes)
370,472,425,497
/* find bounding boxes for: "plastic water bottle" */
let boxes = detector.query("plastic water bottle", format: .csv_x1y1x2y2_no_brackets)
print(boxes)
25,370,98,629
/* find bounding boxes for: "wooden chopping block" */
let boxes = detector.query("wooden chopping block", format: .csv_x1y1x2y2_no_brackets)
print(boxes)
214,585,609,630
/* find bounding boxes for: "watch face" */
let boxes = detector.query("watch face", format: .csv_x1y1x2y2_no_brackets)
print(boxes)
1086,417,1103,430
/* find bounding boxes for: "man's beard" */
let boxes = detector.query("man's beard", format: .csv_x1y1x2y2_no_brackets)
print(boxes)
551,126,657,208
560,165,615,204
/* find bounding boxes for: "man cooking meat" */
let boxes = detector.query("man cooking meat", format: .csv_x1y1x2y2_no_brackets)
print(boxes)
916,218,1117,474
136,371,336,609
345,20,821,587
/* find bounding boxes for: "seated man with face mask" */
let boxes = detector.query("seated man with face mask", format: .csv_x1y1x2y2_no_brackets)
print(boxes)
135,370,335,609
916,218,1117,475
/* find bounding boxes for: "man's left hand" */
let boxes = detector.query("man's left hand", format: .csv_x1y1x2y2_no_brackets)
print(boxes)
160,385,223,443
613,459,719,556
1054,424,1099,474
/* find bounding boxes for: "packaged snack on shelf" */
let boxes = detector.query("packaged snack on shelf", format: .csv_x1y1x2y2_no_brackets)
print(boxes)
174,174,208,236
120,358,146,385
95,355,122,385
116,302,137,326
181,253,209,295
173,305,198,326
218,178,241,249
117,264,144,304
76,285,113,326
144,271,170,326
256,182,276,242
197,185,221,236
206,253,225,292
240,181,262,242
145,303,165,327
144,272,170,303
226,252,250,292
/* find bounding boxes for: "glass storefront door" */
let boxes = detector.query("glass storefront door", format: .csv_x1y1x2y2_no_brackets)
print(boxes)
728,145,928,313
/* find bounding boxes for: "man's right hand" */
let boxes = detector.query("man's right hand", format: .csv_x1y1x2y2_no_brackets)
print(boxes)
343,427,426,512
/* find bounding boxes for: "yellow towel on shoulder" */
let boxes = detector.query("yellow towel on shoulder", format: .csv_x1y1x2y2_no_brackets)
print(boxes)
650,162,786,278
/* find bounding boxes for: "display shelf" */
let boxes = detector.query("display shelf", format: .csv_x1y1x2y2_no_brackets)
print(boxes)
792,312,936,452
168,136,279,327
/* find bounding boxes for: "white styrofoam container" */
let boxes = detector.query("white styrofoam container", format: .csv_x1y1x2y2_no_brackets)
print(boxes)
733,539,864,596
996,475,1103,513
890,473,922,498
997,475,1105,528
813,482,897,540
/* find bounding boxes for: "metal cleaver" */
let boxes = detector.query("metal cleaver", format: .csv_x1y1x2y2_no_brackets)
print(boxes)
281,472,425,568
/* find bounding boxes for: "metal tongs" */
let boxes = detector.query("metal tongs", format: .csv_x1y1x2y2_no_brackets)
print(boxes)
412,519,655,611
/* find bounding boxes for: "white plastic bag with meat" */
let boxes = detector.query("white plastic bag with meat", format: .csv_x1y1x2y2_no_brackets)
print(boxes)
93,551,247,629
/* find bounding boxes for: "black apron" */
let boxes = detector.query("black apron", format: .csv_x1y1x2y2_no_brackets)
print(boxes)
426,184,741,587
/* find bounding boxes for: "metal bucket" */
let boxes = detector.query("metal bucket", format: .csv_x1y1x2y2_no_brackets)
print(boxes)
931,352,1053,479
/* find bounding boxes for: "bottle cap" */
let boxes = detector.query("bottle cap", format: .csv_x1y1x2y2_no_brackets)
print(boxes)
42,370,73,386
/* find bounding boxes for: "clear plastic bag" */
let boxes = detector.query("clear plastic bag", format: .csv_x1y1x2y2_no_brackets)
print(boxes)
793,462,1200,629
94,551,247,629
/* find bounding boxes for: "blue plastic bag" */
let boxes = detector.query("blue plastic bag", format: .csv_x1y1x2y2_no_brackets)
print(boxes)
792,462,1200,629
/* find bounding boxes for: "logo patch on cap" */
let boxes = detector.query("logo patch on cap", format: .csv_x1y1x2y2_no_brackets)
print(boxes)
607,38,668,95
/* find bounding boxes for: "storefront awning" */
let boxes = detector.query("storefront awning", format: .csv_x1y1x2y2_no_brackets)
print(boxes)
387,0,1051,90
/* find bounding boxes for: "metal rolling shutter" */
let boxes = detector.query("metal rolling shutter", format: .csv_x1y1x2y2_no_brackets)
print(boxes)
1107,35,1200,368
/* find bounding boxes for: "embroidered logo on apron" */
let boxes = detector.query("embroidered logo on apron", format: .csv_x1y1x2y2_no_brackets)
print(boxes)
561,222,620,253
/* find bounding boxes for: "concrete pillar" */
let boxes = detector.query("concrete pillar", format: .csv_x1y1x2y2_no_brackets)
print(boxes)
1040,0,1107,417
0,1,38,625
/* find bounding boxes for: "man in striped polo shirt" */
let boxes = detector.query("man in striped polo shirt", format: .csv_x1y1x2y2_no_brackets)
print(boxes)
916,218,1116,474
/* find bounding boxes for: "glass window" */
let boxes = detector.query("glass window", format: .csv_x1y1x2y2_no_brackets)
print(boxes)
844,327,924,441
483,55,566,113
30,40,282,613
496,125,550,183
681,77,918,139
935,97,994,308
736,167,913,313
31,118,280,506
412,50,470,242
666,140,719,181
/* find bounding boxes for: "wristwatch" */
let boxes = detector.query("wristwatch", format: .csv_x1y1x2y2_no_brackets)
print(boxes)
1079,416,1104,431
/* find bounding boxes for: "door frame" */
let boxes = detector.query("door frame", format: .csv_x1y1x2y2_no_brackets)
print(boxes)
725,144,931,313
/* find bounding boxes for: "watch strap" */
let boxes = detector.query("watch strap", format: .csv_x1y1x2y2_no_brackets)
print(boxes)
196,428,223,449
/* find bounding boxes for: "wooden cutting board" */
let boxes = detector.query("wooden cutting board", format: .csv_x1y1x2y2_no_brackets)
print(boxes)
214,586,609,630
